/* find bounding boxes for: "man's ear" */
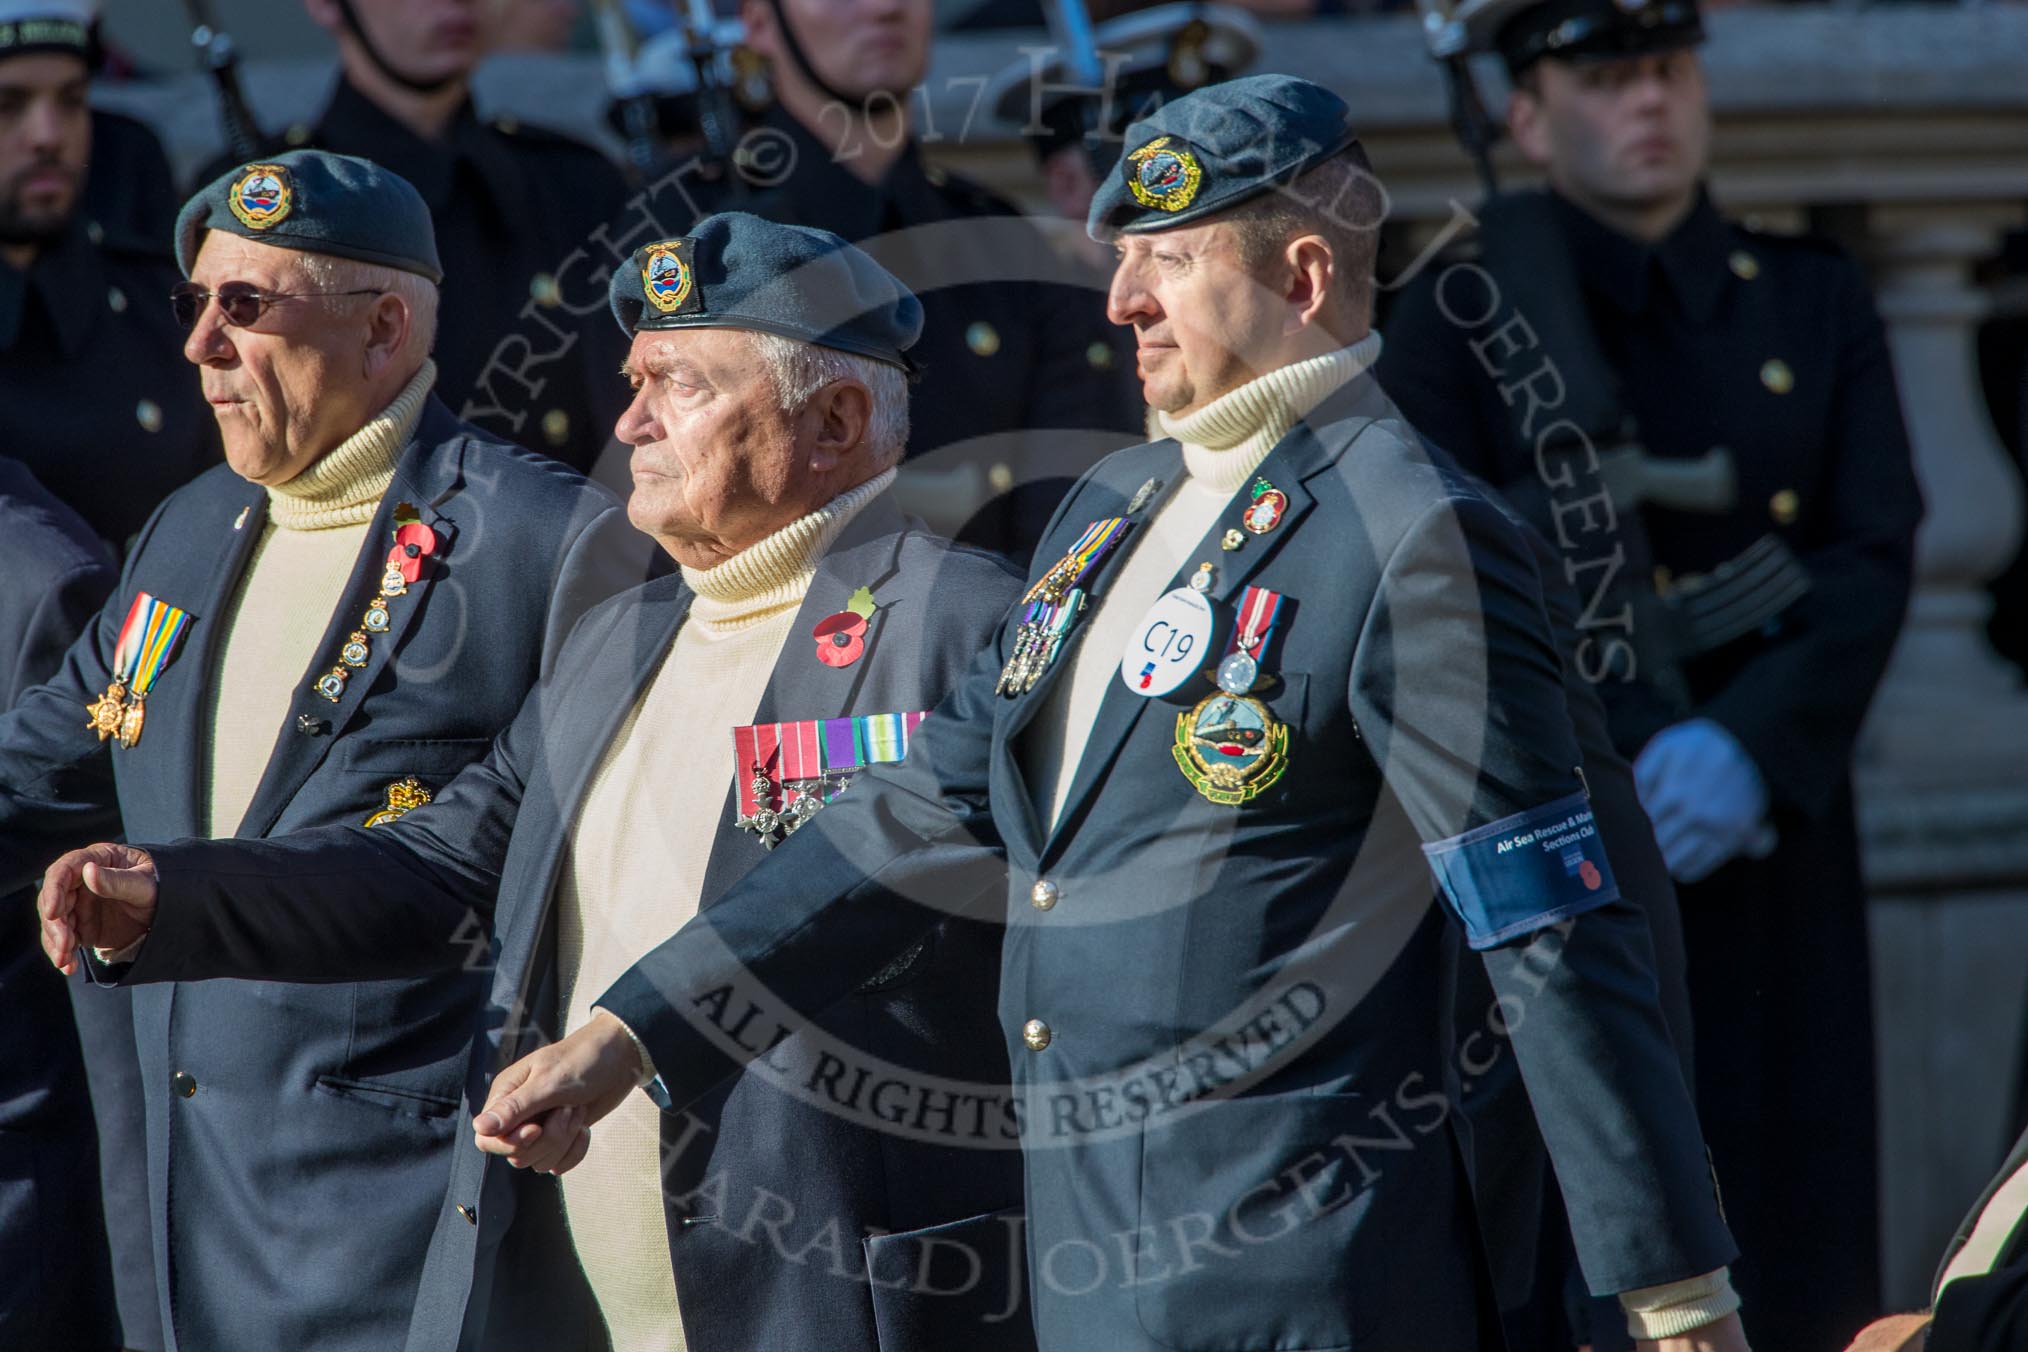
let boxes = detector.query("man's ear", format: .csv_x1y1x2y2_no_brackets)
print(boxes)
809,379,871,471
1283,235,1335,334
1508,83,1552,168
739,0,781,65
361,292,413,381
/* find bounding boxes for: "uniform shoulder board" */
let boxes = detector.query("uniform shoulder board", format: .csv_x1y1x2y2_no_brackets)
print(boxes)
1732,216,1846,258
90,218,174,261
489,114,604,157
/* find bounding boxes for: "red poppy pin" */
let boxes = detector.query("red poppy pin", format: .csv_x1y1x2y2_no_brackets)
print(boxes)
387,520,439,585
813,586,878,667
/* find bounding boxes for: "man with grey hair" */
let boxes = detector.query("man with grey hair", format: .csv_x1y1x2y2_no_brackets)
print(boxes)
0,148,653,1352
41,212,1030,1352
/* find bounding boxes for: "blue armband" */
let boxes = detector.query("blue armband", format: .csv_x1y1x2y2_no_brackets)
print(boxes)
1422,791,1619,950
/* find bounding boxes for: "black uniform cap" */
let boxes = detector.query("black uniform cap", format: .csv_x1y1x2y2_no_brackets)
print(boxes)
609,212,923,375
175,149,444,284
1456,0,1704,76
1085,74,1358,240
0,0,91,61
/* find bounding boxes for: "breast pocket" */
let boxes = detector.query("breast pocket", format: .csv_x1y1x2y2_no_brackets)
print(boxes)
340,736,493,779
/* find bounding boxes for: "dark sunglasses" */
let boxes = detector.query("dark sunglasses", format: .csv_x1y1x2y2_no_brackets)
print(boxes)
170,281,385,330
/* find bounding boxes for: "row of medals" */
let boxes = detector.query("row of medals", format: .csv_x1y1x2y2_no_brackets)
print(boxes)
738,769,856,848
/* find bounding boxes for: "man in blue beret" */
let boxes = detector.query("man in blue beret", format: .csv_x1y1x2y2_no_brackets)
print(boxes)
39,211,1032,1352
187,0,632,477
0,147,655,1352
1380,1,1919,1344
422,73,1749,1351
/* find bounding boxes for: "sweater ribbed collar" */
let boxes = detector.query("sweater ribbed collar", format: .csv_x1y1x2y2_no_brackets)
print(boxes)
266,360,436,532
1158,334,1383,495
681,468,897,636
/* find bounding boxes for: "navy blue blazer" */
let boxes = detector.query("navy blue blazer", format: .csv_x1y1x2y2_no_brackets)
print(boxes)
585,373,1735,1351
123,494,1031,1352
0,458,120,1352
0,398,654,1352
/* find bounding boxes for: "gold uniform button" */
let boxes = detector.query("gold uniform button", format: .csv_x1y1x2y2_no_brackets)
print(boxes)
284,122,312,147
529,272,561,308
107,285,127,313
988,462,1015,494
542,408,570,447
457,1204,478,1224
966,321,1000,357
136,399,163,433
1728,250,1760,281
1770,488,1800,524
85,219,103,245
1760,359,1794,395
1022,1019,1051,1051
925,164,948,187
1030,879,1059,910
494,114,520,135
1086,341,1115,371
172,1071,197,1099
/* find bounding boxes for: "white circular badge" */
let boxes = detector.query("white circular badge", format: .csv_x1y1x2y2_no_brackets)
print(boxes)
1119,587,1217,698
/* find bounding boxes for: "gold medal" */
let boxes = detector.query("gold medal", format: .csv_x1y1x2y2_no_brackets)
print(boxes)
116,697,147,750
86,680,128,741
1173,691,1290,805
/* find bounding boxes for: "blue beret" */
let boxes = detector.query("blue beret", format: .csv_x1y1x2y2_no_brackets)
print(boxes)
609,212,923,374
1086,74,1359,239
175,150,443,284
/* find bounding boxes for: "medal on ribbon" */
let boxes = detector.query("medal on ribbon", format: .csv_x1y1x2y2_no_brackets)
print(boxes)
733,711,927,848
996,517,1131,698
1215,585,1284,695
86,592,193,749
1175,584,1290,804
315,509,438,703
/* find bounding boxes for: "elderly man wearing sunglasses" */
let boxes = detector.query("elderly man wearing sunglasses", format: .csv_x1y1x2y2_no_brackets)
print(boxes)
0,148,654,1352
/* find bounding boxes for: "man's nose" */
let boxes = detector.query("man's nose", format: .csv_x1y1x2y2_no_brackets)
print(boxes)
1107,260,1159,328
182,300,235,368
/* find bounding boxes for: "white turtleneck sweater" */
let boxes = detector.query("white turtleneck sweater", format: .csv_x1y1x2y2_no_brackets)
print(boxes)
1021,338,1380,829
203,360,436,837
554,467,894,1352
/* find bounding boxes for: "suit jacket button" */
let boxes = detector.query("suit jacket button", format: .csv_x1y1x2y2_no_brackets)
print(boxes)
1022,1019,1052,1051
171,1071,197,1099
457,1204,478,1224
1030,879,1059,910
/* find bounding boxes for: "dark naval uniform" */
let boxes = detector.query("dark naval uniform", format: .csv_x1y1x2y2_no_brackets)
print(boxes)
0,212,216,551
1379,185,1920,1347
0,458,120,1352
724,105,1144,562
197,77,634,475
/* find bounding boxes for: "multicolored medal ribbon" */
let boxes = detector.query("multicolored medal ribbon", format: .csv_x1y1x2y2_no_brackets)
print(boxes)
1215,585,1284,695
85,592,193,749
996,517,1131,698
733,711,928,848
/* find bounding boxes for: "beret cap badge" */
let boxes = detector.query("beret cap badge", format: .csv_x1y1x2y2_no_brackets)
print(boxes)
227,165,293,231
1126,137,1204,213
642,239,697,316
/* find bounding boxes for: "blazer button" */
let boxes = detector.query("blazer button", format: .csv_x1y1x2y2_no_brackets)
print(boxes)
171,1071,197,1099
457,1204,478,1225
1030,879,1059,911
1022,1019,1052,1051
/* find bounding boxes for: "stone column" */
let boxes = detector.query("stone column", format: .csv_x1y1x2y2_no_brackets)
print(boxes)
1856,200,2028,1307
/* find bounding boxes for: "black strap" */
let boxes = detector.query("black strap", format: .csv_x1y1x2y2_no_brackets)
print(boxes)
331,0,462,97
764,0,867,109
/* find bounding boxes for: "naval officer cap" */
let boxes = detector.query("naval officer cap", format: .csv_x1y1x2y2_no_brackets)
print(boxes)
175,149,444,284
1086,73,1359,240
1453,0,1704,76
609,211,924,376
